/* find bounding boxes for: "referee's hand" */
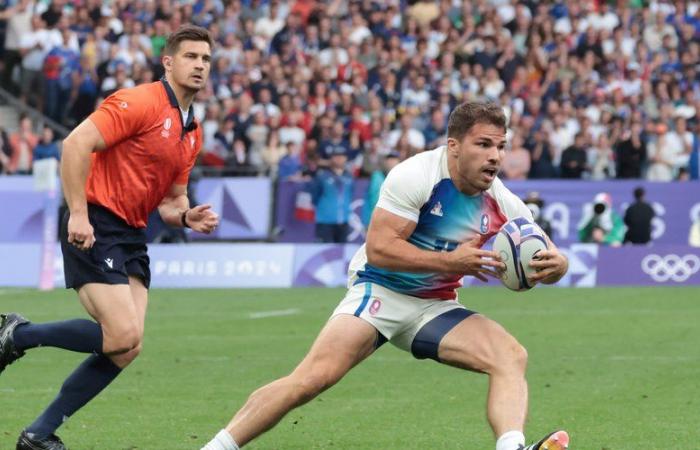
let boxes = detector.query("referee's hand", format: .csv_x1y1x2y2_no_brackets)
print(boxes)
68,212,95,251
185,204,219,234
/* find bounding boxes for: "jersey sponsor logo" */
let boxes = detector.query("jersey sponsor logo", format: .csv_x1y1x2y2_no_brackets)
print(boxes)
641,254,699,282
369,298,382,315
480,214,489,233
104,258,114,269
161,118,172,138
119,101,128,109
430,201,443,217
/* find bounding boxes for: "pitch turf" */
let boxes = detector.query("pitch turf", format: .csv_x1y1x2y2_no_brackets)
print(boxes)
0,286,698,449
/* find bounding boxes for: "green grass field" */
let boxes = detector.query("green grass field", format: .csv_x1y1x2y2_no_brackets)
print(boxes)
1,287,699,449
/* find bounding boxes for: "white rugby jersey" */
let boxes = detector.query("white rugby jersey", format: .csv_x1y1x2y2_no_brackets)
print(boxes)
350,145,533,300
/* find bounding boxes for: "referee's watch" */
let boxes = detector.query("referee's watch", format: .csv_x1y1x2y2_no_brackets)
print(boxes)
181,209,191,228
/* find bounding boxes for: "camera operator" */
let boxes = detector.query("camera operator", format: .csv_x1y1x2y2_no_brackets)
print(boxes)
577,192,626,246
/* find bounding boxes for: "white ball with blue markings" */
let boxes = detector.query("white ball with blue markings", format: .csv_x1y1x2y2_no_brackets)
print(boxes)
492,217,548,291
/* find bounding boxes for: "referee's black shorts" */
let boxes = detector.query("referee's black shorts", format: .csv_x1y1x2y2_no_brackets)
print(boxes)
60,203,151,290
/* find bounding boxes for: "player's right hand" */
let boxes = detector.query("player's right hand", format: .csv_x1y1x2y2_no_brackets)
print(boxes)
67,212,95,251
448,236,505,282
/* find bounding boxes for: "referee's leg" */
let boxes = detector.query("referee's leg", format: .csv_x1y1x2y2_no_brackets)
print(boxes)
20,278,146,443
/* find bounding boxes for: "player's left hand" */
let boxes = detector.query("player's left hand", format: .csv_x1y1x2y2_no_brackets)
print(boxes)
527,249,568,284
185,204,219,234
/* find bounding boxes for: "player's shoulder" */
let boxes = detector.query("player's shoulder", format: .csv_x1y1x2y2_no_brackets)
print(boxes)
389,146,446,181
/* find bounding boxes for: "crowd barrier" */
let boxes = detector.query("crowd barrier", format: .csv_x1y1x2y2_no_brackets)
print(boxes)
5,177,699,246
1,243,698,288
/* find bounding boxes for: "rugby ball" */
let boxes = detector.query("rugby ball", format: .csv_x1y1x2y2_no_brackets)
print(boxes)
492,217,548,291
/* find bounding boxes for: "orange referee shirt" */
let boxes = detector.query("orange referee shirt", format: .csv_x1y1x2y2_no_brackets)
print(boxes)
85,79,202,228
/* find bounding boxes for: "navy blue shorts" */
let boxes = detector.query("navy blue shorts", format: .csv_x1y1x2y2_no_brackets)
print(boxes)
60,203,150,290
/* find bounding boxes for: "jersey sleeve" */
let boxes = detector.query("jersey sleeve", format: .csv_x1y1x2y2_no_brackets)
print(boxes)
88,88,152,148
375,156,431,222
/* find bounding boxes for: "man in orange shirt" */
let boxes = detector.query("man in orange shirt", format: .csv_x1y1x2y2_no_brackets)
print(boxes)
0,25,218,450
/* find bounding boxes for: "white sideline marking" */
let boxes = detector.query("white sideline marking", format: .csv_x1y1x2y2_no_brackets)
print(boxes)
249,308,300,319
0,289,28,296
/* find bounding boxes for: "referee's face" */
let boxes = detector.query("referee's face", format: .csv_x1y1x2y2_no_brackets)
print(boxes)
170,40,212,92
448,122,506,195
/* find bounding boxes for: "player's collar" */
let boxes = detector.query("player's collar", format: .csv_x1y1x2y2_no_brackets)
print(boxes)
160,77,197,132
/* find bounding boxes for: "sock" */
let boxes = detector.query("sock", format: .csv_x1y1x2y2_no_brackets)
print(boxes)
201,429,239,450
26,353,121,438
13,319,103,353
496,430,525,450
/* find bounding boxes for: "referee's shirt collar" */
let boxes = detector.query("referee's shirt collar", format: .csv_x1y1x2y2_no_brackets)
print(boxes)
160,77,197,131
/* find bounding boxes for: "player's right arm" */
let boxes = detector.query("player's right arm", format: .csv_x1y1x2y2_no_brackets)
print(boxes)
60,119,107,251
366,209,504,281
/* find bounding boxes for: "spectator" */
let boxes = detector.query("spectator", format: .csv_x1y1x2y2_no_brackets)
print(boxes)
261,130,286,177
277,141,304,180
560,132,588,179
8,115,39,175
318,120,350,164
32,125,60,163
615,122,647,179
623,187,655,245
588,134,616,180
19,15,60,109
43,28,80,124
578,192,626,246
309,147,354,243
362,150,401,228
523,191,553,239
386,112,425,151
422,109,447,149
501,134,531,180
647,123,684,181
0,0,34,93
526,127,557,179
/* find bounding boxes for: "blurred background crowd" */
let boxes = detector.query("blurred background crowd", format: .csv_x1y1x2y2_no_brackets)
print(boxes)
1,0,699,183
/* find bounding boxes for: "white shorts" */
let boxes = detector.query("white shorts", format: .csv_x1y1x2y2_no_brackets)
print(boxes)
331,282,476,360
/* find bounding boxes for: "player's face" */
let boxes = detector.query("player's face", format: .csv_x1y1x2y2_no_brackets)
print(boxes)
448,122,506,195
168,40,211,91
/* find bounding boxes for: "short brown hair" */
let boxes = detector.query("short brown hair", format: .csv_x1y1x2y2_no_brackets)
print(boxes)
447,102,506,141
163,24,213,56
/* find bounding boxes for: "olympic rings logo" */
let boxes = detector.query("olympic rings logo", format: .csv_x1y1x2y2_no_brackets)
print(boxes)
641,254,700,282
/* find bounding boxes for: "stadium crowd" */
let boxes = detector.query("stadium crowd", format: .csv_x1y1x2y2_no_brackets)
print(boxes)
0,0,699,182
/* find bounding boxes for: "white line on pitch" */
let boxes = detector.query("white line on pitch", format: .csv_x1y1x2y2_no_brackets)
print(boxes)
0,289,28,296
249,308,301,319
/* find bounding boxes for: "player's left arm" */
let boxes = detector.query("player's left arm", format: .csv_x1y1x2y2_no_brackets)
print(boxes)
497,184,568,285
158,183,219,234
527,232,568,284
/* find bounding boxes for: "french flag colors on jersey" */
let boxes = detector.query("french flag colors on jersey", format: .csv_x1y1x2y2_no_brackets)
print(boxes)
349,146,534,300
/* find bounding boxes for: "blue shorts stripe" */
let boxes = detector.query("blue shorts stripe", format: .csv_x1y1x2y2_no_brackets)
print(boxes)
411,308,476,361
353,283,372,317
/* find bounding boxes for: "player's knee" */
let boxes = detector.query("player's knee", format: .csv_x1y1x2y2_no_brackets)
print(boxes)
480,336,527,374
104,325,142,355
110,343,142,368
490,339,528,374
291,372,336,404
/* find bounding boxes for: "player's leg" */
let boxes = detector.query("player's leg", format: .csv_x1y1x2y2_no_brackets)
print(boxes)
202,314,379,450
436,313,567,450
